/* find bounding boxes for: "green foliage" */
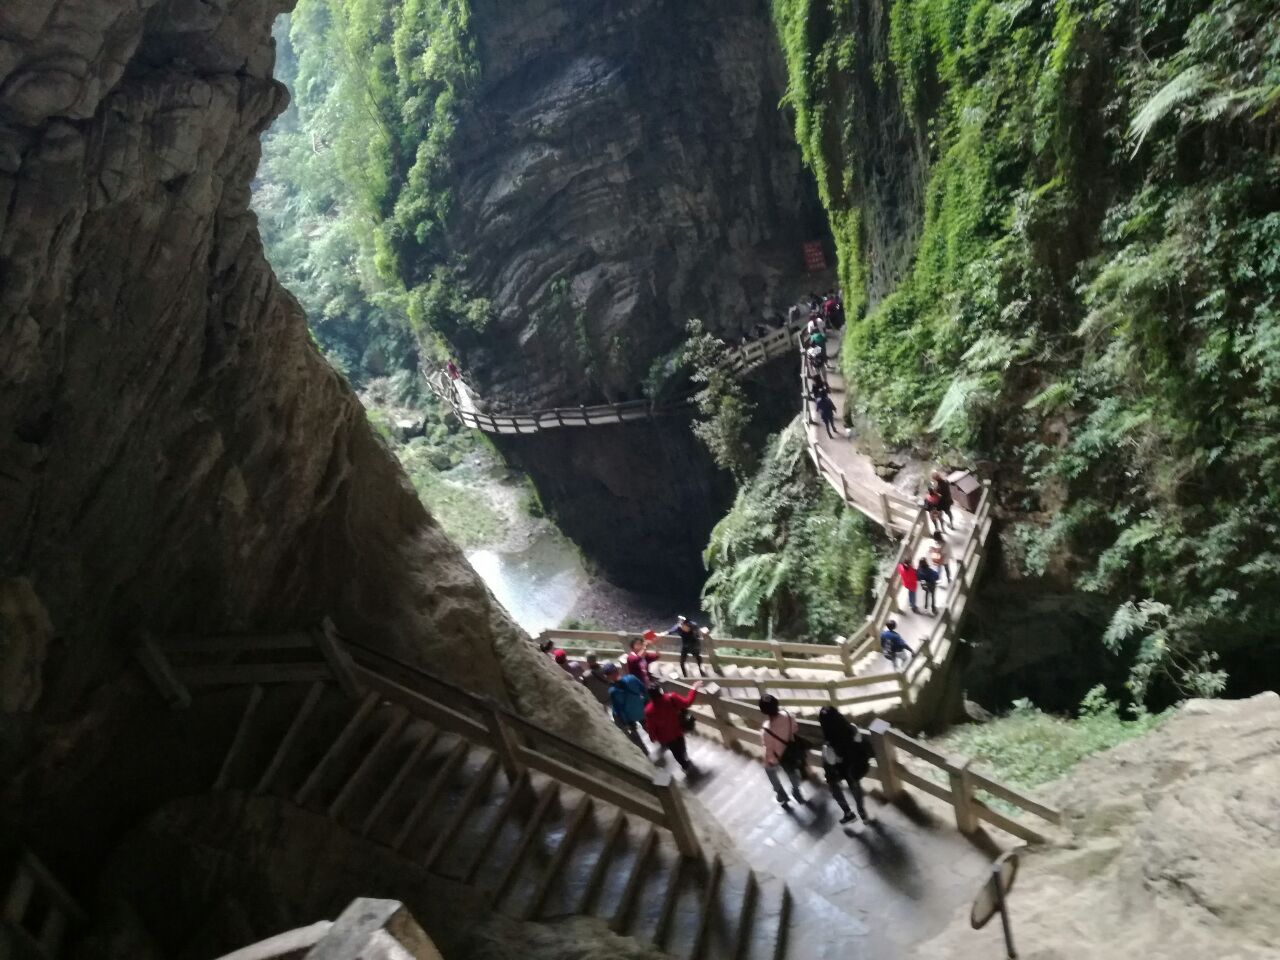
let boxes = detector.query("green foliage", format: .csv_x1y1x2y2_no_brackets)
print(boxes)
771,0,1280,701
255,1,485,389
937,686,1171,790
702,424,882,640
683,320,759,478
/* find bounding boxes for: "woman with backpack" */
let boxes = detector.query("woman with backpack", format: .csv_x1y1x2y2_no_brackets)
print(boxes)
759,694,806,806
818,706,875,826
645,681,701,773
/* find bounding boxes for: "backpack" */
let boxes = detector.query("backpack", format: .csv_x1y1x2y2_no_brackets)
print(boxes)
764,715,811,771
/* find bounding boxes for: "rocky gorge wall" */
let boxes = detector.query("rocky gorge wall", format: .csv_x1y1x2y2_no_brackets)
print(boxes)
918,694,1280,959
0,0,632,856
442,0,827,591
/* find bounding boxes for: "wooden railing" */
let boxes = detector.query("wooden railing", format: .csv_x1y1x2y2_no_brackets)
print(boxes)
799,368,917,535
135,625,703,858
427,320,807,435
660,679,1060,845
2,847,86,958
340,639,701,857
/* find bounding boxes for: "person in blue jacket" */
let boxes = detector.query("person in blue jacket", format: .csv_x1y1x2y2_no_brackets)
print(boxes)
604,662,649,757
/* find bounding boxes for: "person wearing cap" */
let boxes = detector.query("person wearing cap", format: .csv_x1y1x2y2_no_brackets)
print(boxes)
666,615,705,677
581,651,611,706
605,662,649,757
879,619,914,669
553,648,583,680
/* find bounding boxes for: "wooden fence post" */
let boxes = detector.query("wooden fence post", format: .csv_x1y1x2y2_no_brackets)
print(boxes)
879,493,894,531
707,692,737,752
708,643,722,676
839,639,853,676
134,636,191,709
868,719,903,799
826,680,839,707
770,641,788,675
484,707,524,782
316,618,362,699
654,770,701,860
949,759,979,834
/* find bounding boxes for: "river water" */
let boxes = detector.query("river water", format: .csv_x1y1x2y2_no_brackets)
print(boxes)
466,527,687,638
466,533,588,635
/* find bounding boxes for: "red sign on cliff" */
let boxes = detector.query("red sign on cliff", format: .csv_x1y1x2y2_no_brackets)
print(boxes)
803,241,827,272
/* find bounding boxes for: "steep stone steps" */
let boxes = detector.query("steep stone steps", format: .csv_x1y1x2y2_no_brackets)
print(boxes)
206,680,789,959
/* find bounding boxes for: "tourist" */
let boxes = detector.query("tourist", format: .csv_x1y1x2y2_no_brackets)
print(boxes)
916,556,940,614
924,486,945,535
805,343,827,379
823,293,845,330
537,638,555,656
605,662,650,757
626,634,662,692
582,651,612,705
880,619,914,669
929,531,952,584
788,303,804,329
808,370,828,398
818,706,874,826
806,312,825,337
816,392,838,439
446,358,461,381
666,615,705,677
759,694,806,806
897,558,919,614
809,327,826,352
554,648,583,679
931,470,955,529
645,681,702,773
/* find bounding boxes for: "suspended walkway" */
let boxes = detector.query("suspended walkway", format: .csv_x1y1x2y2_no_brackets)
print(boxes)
425,320,806,434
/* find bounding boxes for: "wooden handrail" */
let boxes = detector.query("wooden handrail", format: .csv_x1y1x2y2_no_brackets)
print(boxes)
339,638,701,857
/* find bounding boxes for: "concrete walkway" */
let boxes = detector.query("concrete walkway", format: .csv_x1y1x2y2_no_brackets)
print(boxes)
680,733,992,959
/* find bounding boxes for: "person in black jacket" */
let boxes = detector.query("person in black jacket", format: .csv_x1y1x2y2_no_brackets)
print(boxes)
818,706,874,825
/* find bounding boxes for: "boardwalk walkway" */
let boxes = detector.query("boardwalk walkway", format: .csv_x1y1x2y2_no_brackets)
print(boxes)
426,319,806,434
683,734,994,960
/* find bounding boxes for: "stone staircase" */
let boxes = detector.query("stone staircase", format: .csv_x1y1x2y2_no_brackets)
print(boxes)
210,681,791,959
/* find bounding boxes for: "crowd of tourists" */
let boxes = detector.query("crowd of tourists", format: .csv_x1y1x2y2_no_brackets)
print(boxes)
539,609,879,830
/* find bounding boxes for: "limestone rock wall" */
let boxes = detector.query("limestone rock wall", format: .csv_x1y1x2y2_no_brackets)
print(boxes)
0,0,631,825
440,0,826,589
917,693,1280,960
452,0,827,409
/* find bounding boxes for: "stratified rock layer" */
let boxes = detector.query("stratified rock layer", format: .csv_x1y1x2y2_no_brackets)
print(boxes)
0,0,630,824
453,0,826,408
917,693,1280,960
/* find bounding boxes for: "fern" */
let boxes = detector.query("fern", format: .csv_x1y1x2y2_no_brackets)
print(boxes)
1129,65,1211,155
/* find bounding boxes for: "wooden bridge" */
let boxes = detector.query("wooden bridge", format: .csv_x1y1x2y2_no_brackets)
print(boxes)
425,319,806,434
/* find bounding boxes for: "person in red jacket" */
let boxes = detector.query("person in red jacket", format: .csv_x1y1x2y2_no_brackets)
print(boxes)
898,559,919,614
644,681,702,773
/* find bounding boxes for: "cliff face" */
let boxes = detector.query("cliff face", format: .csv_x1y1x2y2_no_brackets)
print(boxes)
0,0,628,832
452,0,826,408
442,0,823,589
917,694,1280,960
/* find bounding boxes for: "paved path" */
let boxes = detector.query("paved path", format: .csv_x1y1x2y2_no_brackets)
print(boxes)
680,734,992,959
